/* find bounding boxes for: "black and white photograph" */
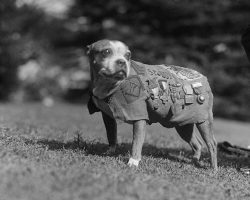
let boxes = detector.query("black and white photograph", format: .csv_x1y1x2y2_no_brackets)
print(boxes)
0,0,250,199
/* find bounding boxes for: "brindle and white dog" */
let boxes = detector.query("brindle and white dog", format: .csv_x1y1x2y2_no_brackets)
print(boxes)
86,39,218,171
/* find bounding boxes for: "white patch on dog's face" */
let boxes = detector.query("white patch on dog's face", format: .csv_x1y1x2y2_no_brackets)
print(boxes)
88,40,131,81
102,41,130,78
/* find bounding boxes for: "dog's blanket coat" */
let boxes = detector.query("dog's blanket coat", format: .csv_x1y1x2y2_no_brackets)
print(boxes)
88,60,212,127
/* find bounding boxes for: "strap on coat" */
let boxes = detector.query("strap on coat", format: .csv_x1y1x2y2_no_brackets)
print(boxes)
87,92,100,114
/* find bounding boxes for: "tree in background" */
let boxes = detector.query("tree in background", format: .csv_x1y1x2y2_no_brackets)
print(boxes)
0,0,46,99
0,0,20,99
0,0,73,101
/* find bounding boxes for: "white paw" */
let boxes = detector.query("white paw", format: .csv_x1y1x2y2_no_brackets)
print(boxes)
128,158,140,167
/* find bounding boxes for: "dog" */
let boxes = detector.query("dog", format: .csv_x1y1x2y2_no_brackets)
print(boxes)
86,39,218,171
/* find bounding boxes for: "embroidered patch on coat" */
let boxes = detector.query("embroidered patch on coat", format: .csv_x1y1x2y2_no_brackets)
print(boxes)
167,65,202,80
121,76,144,104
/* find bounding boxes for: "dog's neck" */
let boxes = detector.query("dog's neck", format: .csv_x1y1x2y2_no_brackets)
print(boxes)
92,77,121,99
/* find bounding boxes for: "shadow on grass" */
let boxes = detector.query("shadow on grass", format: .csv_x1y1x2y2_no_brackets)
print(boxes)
34,138,198,165
35,138,184,157
24,137,250,170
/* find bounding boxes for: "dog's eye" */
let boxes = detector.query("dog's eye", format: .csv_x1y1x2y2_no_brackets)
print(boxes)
124,52,131,60
101,49,111,57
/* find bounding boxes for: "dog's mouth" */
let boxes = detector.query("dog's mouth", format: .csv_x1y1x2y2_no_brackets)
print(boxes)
113,70,126,80
100,70,126,80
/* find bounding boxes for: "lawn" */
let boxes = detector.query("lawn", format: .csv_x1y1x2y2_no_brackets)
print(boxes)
0,102,249,200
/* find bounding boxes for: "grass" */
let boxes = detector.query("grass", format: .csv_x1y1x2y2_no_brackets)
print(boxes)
0,102,250,200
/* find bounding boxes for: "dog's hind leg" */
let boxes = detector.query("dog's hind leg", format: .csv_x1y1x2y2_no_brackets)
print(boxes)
101,112,117,154
175,124,203,164
196,119,218,171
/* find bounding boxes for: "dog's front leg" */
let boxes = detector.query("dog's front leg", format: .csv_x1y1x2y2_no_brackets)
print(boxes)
128,120,146,167
101,112,117,154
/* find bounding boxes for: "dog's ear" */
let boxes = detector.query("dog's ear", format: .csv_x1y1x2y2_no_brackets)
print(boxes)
125,50,131,60
86,44,92,56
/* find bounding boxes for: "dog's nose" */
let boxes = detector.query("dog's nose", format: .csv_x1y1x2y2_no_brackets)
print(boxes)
116,59,126,68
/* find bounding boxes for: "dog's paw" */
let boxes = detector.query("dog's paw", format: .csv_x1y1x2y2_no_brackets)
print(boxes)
128,158,140,167
103,146,116,155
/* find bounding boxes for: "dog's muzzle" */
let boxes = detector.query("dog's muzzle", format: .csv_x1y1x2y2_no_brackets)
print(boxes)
99,68,127,80
113,69,127,80
114,59,129,79
99,58,128,80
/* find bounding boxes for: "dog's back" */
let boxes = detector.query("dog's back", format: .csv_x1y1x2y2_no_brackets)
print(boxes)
130,60,213,127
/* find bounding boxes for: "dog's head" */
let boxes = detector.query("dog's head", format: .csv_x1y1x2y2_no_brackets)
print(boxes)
87,39,131,82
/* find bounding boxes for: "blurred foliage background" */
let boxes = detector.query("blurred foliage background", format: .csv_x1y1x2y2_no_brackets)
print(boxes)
0,0,250,121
